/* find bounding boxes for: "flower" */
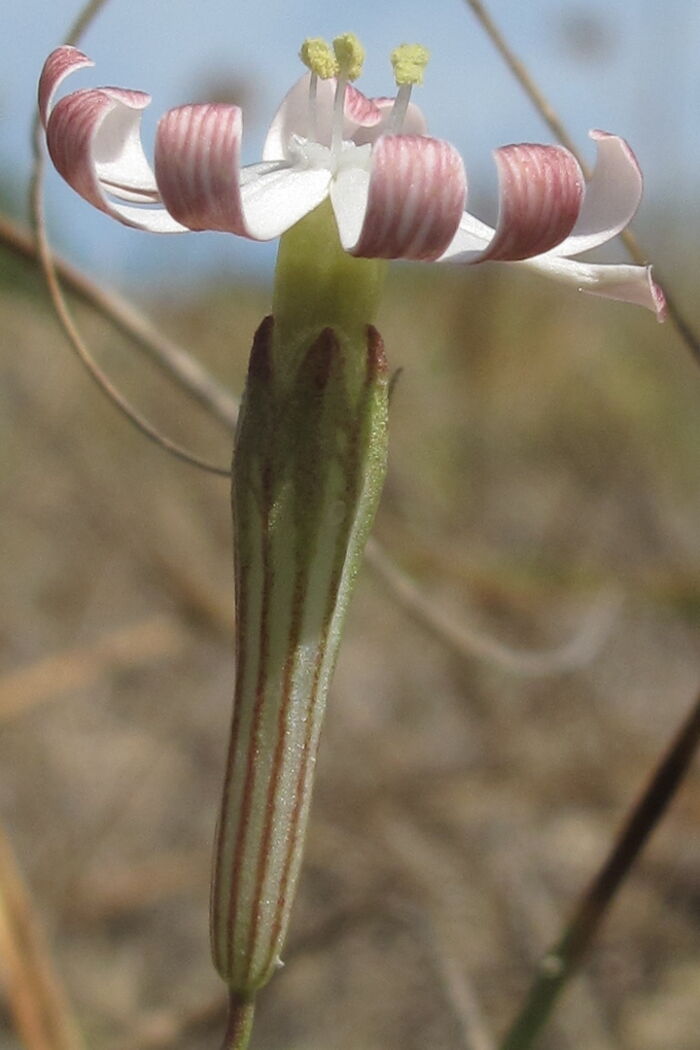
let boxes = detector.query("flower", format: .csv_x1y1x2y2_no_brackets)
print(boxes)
38,40,665,318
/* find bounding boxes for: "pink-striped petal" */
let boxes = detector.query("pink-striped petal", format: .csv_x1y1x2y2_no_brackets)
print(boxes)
438,145,585,264
523,255,666,319
351,96,428,146
480,144,585,261
331,135,466,260
546,131,643,258
345,83,384,130
45,87,186,232
156,104,330,239
39,45,94,128
262,74,382,160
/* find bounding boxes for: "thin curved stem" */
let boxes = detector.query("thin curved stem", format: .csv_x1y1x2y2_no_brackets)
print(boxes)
364,541,619,677
29,141,231,477
0,214,239,432
28,0,231,478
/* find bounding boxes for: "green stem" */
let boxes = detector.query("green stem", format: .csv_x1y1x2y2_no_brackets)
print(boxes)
500,689,700,1050
220,993,255,1050
272,199,386,385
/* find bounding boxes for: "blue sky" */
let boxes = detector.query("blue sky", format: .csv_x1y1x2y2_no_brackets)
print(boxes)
3,0,699,290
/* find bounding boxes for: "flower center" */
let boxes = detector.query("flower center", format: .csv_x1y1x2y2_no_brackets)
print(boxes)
287,135,371,179
298,34,430,159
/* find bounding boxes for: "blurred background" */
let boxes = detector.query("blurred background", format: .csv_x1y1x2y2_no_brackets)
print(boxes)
1,2,699,1049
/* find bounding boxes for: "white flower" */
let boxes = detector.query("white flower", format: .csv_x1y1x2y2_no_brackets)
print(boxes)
39,44,665,317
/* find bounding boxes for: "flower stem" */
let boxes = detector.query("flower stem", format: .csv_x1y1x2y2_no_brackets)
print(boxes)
272,199,386,381
211,201,389,1015
499,689,700,1050
220,993,255,1050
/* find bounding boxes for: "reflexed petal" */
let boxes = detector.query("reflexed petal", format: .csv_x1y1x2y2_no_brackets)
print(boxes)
481,144,584,261
46,87,187,232
523,255,667,319
345,84,384,130
332,134,466,260
156,104,330,238
439,210,495,260
262,73,381,160
39,45,93,128
546,131,643,258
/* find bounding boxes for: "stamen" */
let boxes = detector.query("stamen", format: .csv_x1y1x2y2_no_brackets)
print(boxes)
387,43,430,134
299,38,338,80
391,43,430,87
332,33,365,82
308,73,318,141
330,34,365,157
331,77,345,156
299,38,338,144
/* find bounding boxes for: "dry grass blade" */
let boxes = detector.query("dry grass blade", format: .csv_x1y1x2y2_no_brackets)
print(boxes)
462,0,700,363
0,615,186,724
0,826,85,1050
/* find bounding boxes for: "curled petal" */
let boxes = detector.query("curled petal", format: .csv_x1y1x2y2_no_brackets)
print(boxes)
332,135,466,261
439,145,585,264
481,144,585,261
46,87,186,232
439,210,495,260
547,131,643,258
262,74,382,160
39,45,93,128
524,255,667,319
156,104,330,239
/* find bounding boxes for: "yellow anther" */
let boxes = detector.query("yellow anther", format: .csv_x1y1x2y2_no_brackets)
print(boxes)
390,43,430,86
299,38,339,79
332,33,365,81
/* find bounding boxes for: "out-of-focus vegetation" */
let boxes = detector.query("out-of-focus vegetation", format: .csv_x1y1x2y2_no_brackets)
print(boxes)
0,238,698,1050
